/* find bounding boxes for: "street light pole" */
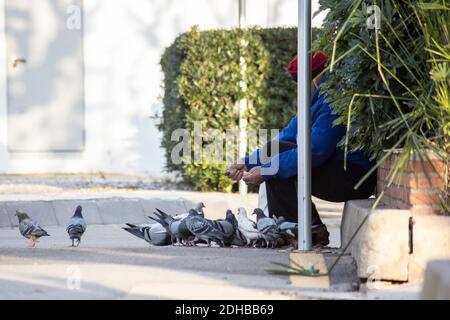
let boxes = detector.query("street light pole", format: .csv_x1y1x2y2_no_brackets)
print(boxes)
297,0,312,251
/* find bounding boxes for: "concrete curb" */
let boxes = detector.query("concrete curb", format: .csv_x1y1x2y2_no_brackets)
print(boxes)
0,191,258,228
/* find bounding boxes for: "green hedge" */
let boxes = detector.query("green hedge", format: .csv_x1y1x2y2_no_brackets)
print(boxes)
159,26,304,192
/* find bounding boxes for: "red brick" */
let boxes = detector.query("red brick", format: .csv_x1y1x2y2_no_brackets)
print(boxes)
379,194,393,207
377,167,389,183
388,184,409,202
396,199,411,209
379,158,390,170
376,181,385,195
408,174,446,190
377,153,447,213
408,190,441,205
407,159,446,173
410,205,441,216
380,194,410,209
391,173,446,190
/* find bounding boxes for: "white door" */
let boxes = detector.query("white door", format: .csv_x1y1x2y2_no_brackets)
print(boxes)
5,0,84,152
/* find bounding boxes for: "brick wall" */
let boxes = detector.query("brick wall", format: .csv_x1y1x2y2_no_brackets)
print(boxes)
377,152,448,215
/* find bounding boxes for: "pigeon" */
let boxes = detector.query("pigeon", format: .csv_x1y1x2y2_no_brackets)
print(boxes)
123,223,171,246
273,215,298,247
253,208,280,248
231,228,249,247
15,210,50,247
185,209,227,246
149,208,194,245
207,209,238,247
236,207,261,246
273,215,298,238
66,205,87,247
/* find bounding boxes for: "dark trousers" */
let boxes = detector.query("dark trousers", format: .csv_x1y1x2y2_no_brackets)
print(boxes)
264,142,376,224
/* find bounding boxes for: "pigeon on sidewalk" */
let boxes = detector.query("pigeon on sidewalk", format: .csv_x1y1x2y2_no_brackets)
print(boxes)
15,210,50,247
185,209,226,246
253,208,280,248
273,215,298,247
149,208,194,245
207,209,238,247
236,207,261,247
273,215,298,238
122,223,171,246
231,228,249,247
66,205,87,247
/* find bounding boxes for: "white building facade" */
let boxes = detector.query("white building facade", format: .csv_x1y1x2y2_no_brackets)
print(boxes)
0,0,323,177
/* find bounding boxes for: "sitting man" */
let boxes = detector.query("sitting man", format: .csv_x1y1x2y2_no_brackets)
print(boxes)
225,51,376,247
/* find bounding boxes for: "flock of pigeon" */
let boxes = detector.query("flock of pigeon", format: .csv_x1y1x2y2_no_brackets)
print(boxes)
14,202,298,249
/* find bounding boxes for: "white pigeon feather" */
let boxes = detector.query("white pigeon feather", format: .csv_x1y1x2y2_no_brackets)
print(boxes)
236,208,261,246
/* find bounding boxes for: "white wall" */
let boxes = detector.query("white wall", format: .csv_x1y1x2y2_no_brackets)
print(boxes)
0,0,322,177
0,0,8,171
246,0,325,27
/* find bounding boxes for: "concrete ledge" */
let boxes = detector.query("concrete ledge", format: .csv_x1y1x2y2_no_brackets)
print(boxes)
421,260,450,300
0,191,258,228
342,200,450,283
341,200,411,282
409,216,450,283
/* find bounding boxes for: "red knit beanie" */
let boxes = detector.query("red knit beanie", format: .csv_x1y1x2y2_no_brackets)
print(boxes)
287,51,328,79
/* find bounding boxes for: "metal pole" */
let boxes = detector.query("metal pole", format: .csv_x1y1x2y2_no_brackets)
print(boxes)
239,0,246,27
298,0,312,251
238,0,248,195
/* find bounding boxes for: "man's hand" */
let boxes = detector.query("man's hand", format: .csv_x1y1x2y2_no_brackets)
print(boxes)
243,167,264,185
224,162,246,181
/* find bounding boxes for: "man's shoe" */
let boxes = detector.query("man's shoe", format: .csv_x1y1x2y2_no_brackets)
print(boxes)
312,224,330,247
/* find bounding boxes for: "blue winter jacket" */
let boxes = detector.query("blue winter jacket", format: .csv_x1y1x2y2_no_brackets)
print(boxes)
243,77,374,180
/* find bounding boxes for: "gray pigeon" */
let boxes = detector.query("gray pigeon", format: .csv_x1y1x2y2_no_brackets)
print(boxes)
231,228,248,247
149,208,194,245
273,215,298,247
123,223,171,246
236,208,261,246
185,209,227,246
274,215,298,238
253,208,280,248
207,209,238,247
66,205,87,247
15,210,50,247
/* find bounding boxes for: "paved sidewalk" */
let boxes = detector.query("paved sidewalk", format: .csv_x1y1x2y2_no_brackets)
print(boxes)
0,225,300,299
0,225,420,300
1,175,422,299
